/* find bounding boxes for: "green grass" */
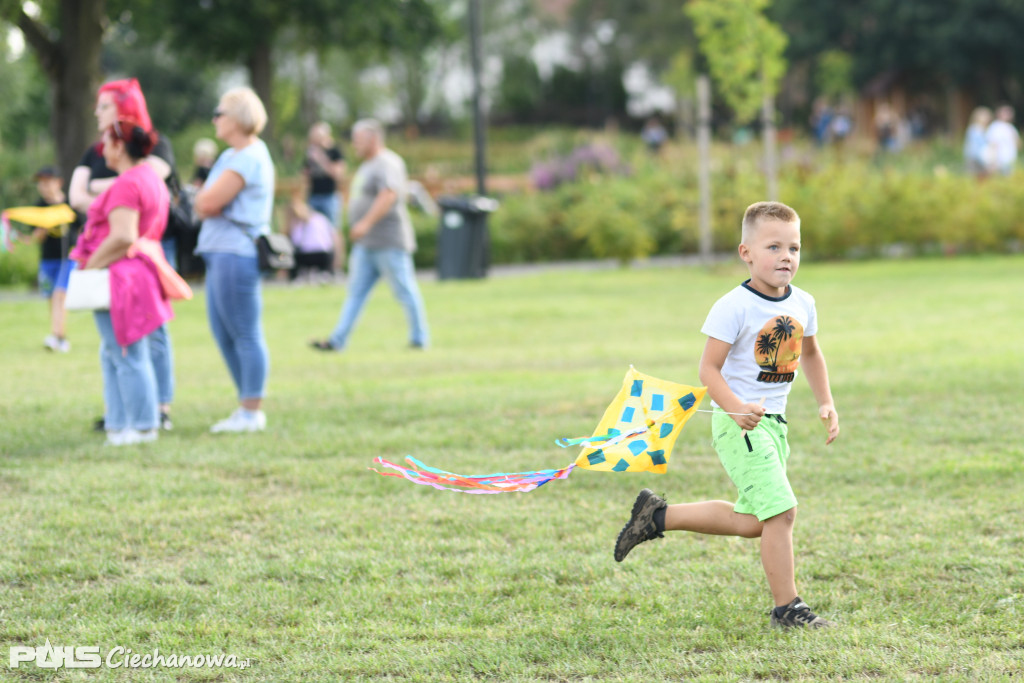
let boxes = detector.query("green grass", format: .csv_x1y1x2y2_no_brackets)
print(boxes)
1,256,1022,681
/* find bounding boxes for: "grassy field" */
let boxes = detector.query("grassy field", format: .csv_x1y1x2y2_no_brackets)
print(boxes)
1,255,1022,681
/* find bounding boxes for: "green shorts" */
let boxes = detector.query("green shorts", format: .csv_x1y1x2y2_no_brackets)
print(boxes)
711,409,796,521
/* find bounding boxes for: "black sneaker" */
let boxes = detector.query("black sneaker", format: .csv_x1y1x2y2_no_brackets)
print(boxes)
160,412,173,431
770,597,833,629
93,417,105,433
614,488,667,562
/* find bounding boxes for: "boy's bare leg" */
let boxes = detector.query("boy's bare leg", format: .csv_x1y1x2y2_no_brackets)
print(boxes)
51,290,67,339
665,502,799,606
664,501,764,538
760,508,798,606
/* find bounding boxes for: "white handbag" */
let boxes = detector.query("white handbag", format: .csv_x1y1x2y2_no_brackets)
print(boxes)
64,268,111,310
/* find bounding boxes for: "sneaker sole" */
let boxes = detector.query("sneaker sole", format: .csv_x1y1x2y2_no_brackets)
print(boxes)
614,489,662,562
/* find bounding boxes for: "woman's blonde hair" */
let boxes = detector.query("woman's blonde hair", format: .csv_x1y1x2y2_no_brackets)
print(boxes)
219,87,268,136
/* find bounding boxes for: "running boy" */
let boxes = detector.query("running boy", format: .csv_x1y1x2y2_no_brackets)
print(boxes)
613,201,840,629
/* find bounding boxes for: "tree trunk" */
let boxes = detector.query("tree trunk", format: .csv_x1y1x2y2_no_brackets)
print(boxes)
248,42,274,139
55,0,105,185
16,0,105,187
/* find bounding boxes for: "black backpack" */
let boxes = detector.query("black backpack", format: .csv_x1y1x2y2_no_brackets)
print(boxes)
166,170,198,238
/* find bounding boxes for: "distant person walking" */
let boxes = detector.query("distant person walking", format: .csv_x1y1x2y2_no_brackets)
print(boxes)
985,105,1020,176
963,107,993,178
194,87,276,433
311,119,429,352
641,117,668,155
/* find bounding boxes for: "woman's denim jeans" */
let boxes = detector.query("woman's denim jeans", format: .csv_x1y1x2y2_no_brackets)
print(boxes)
203,252,269,400
94,311,159,431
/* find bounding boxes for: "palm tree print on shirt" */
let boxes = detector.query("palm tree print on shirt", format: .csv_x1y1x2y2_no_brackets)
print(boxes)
753,315,804,383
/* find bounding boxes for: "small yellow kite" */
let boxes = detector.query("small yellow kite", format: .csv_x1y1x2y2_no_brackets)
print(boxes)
371,367,707,493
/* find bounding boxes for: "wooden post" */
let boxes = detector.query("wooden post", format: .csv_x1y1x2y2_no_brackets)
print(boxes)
762,71,779,201
697,74,713,262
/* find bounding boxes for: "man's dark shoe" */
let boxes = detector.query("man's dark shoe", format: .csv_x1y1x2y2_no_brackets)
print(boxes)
770,597,833,629
310,340,339,352
614,488,667,562
93,417,105,432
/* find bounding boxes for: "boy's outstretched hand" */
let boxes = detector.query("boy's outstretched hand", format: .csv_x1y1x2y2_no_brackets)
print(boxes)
819,405,839,445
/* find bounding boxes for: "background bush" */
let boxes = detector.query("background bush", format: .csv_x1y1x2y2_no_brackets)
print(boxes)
6,136,1024,284
480,146,1024,267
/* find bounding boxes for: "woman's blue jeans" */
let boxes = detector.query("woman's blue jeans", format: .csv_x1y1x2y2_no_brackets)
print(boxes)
203,252,268,401
94,311,159,432
308,193,341,227
328,244,429,349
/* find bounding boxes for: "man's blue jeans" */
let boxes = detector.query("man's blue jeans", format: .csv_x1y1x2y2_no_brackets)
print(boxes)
203,252,269,400
328,244,429,349
94,311,159,432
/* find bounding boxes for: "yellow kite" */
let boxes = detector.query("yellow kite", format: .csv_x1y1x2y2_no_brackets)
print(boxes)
371,367,707,493
1,204,78,251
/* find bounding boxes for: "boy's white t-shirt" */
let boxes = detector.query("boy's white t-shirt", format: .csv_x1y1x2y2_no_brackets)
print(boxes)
701,281,818,414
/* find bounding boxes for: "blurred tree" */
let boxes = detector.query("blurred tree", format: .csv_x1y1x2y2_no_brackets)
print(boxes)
814,49,855,101
130,0,443,138
687,0,787,124
569,0,696,74
386,0,451,129
772,0,1024,108
497,55,544,122
1,0,105,186
689,0,787,198
0,50,49,151
100,19,219,136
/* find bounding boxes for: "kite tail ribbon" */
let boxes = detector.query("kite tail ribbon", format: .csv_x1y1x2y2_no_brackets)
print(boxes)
370,456,575,494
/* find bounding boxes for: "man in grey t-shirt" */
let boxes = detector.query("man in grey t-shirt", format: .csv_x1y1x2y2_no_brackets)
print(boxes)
312,119,429,351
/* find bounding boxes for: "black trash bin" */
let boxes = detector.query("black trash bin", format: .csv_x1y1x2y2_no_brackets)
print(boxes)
436,195,497,280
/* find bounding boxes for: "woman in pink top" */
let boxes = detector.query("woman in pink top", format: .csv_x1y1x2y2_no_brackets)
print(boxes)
71,118,173,446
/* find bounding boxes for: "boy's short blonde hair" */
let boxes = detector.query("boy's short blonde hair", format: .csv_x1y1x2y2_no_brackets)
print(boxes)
741,201,800,243
219,87,268,136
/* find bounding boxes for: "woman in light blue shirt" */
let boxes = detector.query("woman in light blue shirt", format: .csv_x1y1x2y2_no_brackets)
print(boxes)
195,86,276,433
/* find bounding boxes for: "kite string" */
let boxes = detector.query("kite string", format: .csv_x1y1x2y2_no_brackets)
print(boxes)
696,396,767,417
695,409,756,416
